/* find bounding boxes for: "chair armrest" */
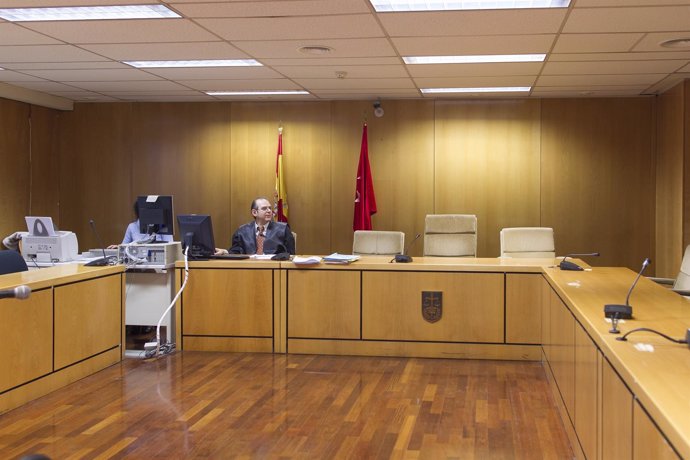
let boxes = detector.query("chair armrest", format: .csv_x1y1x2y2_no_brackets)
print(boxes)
671,288,690,297
648,277,675,286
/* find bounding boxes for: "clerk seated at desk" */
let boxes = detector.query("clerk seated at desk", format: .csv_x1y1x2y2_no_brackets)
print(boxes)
215,197,295,255
108,200,173,248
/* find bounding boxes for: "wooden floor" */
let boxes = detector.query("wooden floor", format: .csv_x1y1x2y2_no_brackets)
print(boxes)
0,352,573,459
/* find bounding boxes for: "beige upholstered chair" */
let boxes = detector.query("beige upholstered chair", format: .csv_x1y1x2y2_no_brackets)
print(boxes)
423,214,477,257
499,227,555,258
292,232,297,253
649,245,690,297
352,230,405,255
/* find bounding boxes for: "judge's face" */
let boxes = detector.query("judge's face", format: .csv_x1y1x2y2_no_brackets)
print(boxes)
252,199,273,225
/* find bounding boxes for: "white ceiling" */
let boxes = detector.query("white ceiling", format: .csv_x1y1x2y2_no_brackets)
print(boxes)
0,0,689,103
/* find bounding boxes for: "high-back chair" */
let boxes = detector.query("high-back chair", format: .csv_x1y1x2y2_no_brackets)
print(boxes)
499,227,555,258
423,214,477,257
0,250,29,275
649,245,690,297
352,231,405,255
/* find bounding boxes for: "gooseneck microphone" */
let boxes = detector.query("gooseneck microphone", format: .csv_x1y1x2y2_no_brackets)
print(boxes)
394,233,421,263
85,219,110,267
0,285,32,300
560,252,600,271
604,258,651,326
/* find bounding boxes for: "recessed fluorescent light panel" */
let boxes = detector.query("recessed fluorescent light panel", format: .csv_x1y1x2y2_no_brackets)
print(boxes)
124,60,262,68
370,0,569,12
0,5,180,22
404,54,546,64
206,90,310,96
421,87,531,93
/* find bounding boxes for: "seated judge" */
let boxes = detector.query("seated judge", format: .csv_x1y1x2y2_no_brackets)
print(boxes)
108,200,173,248
216,197,295,255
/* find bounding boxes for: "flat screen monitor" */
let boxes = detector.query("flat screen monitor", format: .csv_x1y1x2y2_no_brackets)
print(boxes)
137,195,174,236
177,214,215,258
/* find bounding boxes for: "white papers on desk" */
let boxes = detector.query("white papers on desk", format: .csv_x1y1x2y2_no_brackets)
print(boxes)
250,254,275,260
293,256,322,265
323,253,360,264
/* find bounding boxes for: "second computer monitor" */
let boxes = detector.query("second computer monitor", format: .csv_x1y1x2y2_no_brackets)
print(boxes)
137,195,174,236
177,214,215,258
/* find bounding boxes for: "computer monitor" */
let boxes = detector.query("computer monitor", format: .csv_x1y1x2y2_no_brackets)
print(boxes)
177,214,215,258
137,195,174,236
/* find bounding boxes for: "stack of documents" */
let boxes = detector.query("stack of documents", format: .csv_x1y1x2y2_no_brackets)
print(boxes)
323,253,360,264
292,256,322,265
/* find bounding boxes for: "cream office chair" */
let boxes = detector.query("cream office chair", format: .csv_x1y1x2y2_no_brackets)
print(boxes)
352,230,405,255
292,232,297,254
423,214,477,257
499,227,555,258
649,245,690,297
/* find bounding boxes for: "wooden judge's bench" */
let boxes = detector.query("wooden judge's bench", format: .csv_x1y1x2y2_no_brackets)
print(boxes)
175,256,690,459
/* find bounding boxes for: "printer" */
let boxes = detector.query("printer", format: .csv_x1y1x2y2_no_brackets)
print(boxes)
21,216,79,263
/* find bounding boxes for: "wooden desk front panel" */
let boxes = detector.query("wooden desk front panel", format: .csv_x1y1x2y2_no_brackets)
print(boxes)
634,400,680,459
182,269,273,337
548,288,575,422
362,271,504,343
505,273,542,344
54,274,122,370
602,358,633,459
0,289,53,393
287,270,360,339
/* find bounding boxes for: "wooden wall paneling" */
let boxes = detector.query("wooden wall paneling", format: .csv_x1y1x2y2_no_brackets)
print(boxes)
53,275,121,370
0,98,30,242
505,273,542,344
601,358,633,459
0,289,52,393
434,100,541,257
57,103,134,249
230,102,331,254
684,80,690,255
541,98,655,272
655,84,684,278
633,400,680,460
574,322,599,460
28,105,61,219
130,102,232,245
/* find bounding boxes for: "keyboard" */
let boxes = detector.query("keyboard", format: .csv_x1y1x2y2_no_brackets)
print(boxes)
208,254,250,260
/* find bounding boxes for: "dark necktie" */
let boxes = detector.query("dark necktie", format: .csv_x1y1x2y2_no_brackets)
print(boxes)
257,226,265,255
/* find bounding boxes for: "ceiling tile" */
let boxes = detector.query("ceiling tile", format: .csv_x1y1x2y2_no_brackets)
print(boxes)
549,51,690,61
197,14,383,41
633,32,690,52
574,0,690,6
1,61,129,70
379,9,567,37
0,70,45,82
272,65,408,79
142,66,284,80
413,76,536,87
21,19,220,44
171,0,371,17
81,42,249,61
0,23,61,45
0,45,106,62
66,80,191,91
261,57,401,66
536,73,667,86
406,63,542,78
234,38,396,58
542,60,686,75
553,33,643,53
392,35,556,55
177,79,303,91
20,68,164,81
293,78,415,89
563,6,690,33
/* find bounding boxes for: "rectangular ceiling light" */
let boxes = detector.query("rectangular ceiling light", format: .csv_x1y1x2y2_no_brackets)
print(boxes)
0,5,180,22
124,60,262,68
421,87,531,93
404,54,546,64
206,90,310,96
370,0,569,12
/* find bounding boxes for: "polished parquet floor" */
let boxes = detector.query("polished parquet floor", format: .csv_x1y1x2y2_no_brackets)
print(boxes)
1,352,573,459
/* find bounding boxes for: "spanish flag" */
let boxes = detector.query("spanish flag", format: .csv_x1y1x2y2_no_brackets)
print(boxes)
353,123,377,231
274,127,288,223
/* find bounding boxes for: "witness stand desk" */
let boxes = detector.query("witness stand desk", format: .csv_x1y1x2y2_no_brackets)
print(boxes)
176,257,690,459
0,265,124,414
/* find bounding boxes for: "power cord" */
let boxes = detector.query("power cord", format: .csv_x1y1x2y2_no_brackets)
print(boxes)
616,327,690,349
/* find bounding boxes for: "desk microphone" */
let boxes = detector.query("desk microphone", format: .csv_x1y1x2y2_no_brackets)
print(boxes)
0,285,31,300
85,219,110,267
395,233,421,263
560,252,600,271
604,258,650,327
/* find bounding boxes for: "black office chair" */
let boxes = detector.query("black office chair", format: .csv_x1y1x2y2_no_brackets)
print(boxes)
0,250,29,275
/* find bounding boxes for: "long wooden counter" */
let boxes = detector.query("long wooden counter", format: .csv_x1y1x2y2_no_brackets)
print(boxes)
0,264,125,414
542,267,690,459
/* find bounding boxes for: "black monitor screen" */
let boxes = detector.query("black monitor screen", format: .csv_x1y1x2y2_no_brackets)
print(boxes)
138,195,174,235
177,214,215,258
